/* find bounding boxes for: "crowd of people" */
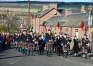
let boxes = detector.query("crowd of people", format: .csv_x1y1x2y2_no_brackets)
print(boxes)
0,31,92,58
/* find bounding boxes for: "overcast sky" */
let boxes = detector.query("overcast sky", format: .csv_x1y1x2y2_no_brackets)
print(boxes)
0,0,93,2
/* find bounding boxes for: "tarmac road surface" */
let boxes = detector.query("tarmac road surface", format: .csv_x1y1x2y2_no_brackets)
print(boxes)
0,48,93,66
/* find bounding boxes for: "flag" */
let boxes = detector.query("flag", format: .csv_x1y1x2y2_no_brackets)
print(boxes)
80,21,85,29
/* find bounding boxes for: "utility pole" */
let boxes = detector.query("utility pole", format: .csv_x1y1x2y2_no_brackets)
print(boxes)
28,0,30,18
6,10,9,32
27,0,32,30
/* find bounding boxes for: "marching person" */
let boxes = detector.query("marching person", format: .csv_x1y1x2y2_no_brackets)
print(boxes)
6,33,13,48
20,31,27,42
38,36,45,55
61,34,68,57
82,36,90,53
0,33,3,51
73,36,80,56
20,31,28,55
56,35,62,56
81,36,90,58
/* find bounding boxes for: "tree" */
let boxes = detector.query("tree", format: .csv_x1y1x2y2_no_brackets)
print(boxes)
27,24,33,32
4,16,19,33
9,18,19,33
0,24,4,32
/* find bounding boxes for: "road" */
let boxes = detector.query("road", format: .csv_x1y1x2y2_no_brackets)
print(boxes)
0,48,93,66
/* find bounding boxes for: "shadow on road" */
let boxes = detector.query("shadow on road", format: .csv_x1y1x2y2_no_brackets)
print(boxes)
0,47,14,53
0,55,24,59
0,54,6,56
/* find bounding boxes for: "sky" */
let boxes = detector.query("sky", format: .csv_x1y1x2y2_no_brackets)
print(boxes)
0,0,93,2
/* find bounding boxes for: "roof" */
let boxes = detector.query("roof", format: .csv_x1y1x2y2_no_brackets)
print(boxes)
44,15,65,26
36,8,59,18
44,13,88,27
63,13,88,27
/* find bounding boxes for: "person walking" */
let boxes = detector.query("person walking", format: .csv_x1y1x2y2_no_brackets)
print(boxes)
38,37,45,55
73,36,80,56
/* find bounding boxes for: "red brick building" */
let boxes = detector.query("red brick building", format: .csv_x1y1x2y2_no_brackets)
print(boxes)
31,8,61,33
30,8,93,40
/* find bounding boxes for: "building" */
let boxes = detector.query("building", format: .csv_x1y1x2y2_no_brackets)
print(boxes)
31,8,61,33
42,13,92,39
0,1,93,35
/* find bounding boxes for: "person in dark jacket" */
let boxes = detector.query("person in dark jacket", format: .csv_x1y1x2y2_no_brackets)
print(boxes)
0,34,3,50
1,33,7,49
82,37,90,53
73,36,80,56
56,36,63,56
20,31,27,42
38,37,45,55
26,33,34,43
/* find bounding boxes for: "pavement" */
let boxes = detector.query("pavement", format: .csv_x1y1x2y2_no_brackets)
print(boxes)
0,48,93,66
